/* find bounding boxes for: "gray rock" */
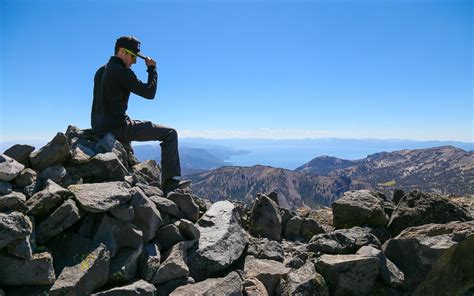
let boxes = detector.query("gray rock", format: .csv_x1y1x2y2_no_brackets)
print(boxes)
0,211,32,249
280,261,329,296
308,226,381,254
0,192,28,213
69,181,132,213
45,232,96,276
149,195,180,216
27,179,72,217
387,190,471,236
0,154,25,182
248,194,282,241
332,190,389,229
170,271,243,296
137,183,164,198
300,217,325,241
108,245,143,285
95,133,129,166
7,236,33,259
155,224,185,251
67,152,129,183
153,241,189,284
175,219,200,241
247,237,284,262
65,125,99,143
70,146,92,165
0,181,12,195
384,221,474,294
0,252,55,286
3,144,35,166
93,214,143,257
244,255,290,295
131,187,164,242
315,254,379,296
1,286,50,296
133,160,162,183
243,277,269,296
187,201,248,280
92,279,157,296
36,199,85,244
392,189,404,205
49,244,110,296
39,164,67,183
284,216,303,240
168,191,200,222
78,213,103,239
30,132,70,171
110,204,135,221
139,242,161,282
156,277,195,296
356,245,404,288
13,168,37,187
23,179,43,198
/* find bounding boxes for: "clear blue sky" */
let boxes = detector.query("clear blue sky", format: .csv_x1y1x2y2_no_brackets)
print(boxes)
1,0,473,143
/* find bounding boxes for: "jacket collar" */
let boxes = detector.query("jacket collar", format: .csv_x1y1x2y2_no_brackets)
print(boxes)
109,56,126,67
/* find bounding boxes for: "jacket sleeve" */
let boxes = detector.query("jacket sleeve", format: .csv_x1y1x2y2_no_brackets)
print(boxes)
118,65,158,99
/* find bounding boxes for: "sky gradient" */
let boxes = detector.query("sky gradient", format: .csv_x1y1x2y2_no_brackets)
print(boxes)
1,0,473,143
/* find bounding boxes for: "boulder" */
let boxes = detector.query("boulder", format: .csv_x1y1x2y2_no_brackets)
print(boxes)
244,255,290,295
69,181,132,213
26,179,72,217
110,204,135,221
155,277,195,296
248,193,282,241
70,146,92,165
0,192,27,212
0,181,12,195
29,132,70,171
356,245,404,288
7,236,33,259
139,242,161,282
300,217,325,241
384,221,474,294
314,254,379,296
0,153,25,182
155,224,185,251
95,133,129,166
91,279,157,296
0,252,55,286
168,191,200,222
247,236,284,262
283,215,303,240
23,179,43,198
279,261,329,296
36,199,85,244
13,168,37,187
132,160,162,183
152,241,189,284
3,144,35,166
0,211,32,249
243,277,269,296
332,190,389,229
108,245,143,285
49,244,110,296
66,152,129,182
170,271,243,296
187,201,248,280
308,226,381,254
149,195,180,216
136,183,164,198
131,187,164,242
387,190,471,236
92,214,143,257
39,164,67,183
175,219,200,241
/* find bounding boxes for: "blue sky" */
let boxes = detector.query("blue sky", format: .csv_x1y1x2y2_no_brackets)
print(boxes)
1,0,473,143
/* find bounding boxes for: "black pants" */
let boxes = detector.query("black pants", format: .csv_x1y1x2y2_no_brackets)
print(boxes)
110,119,181,181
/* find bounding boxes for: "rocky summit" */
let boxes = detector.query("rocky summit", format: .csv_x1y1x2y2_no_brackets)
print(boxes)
0,126,473,295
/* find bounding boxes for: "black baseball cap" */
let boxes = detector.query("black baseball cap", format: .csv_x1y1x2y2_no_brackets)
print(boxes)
115,36,146,59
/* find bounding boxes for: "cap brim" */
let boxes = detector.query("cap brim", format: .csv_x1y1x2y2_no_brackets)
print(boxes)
137,52,146,59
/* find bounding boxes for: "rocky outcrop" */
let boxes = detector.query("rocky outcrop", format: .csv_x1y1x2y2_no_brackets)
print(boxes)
1,126,472,295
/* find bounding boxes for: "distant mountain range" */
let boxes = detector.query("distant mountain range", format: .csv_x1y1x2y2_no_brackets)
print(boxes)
189,146,473,210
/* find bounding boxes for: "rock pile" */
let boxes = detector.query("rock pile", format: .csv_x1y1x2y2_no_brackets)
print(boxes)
1,126,473,295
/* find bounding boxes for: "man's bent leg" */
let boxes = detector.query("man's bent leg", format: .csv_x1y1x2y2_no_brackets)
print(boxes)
111,120,182,181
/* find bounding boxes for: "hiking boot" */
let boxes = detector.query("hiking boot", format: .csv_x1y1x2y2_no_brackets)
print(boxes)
162,178,192,193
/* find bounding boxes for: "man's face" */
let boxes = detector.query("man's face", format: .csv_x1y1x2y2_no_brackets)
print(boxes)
122,48,137,68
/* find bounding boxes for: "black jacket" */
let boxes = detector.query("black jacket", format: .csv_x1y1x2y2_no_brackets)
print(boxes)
91,56,157,134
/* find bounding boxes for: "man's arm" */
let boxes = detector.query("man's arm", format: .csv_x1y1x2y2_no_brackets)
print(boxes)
118,61,158,99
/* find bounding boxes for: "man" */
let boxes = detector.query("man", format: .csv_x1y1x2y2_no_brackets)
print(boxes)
91,36,190,192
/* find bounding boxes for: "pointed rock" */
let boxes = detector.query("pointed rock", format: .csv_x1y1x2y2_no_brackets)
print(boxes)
69,181,132,213
131,187,164,242
29,132,70,171
139,242,161,282
7,236,33,259
248,193,282,241
0,153,25,182
133,160,162,183
153,241,189,284
3,144,35,166
26,179,72,217
168,191,200,222
187,201,248,280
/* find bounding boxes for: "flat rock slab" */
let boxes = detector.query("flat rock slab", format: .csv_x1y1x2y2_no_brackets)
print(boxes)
0,211,32,249
0,252,55,286
308,226,381,254
0,153,25,182
92,279,157,296
170,271,243,296
69,181,132,213
49,244,110,296
153,241,189,284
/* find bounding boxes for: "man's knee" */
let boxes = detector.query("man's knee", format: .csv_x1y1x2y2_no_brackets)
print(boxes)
167,128,178,140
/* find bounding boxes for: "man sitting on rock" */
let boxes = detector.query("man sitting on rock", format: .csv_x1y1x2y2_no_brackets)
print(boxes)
91,35,190,192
